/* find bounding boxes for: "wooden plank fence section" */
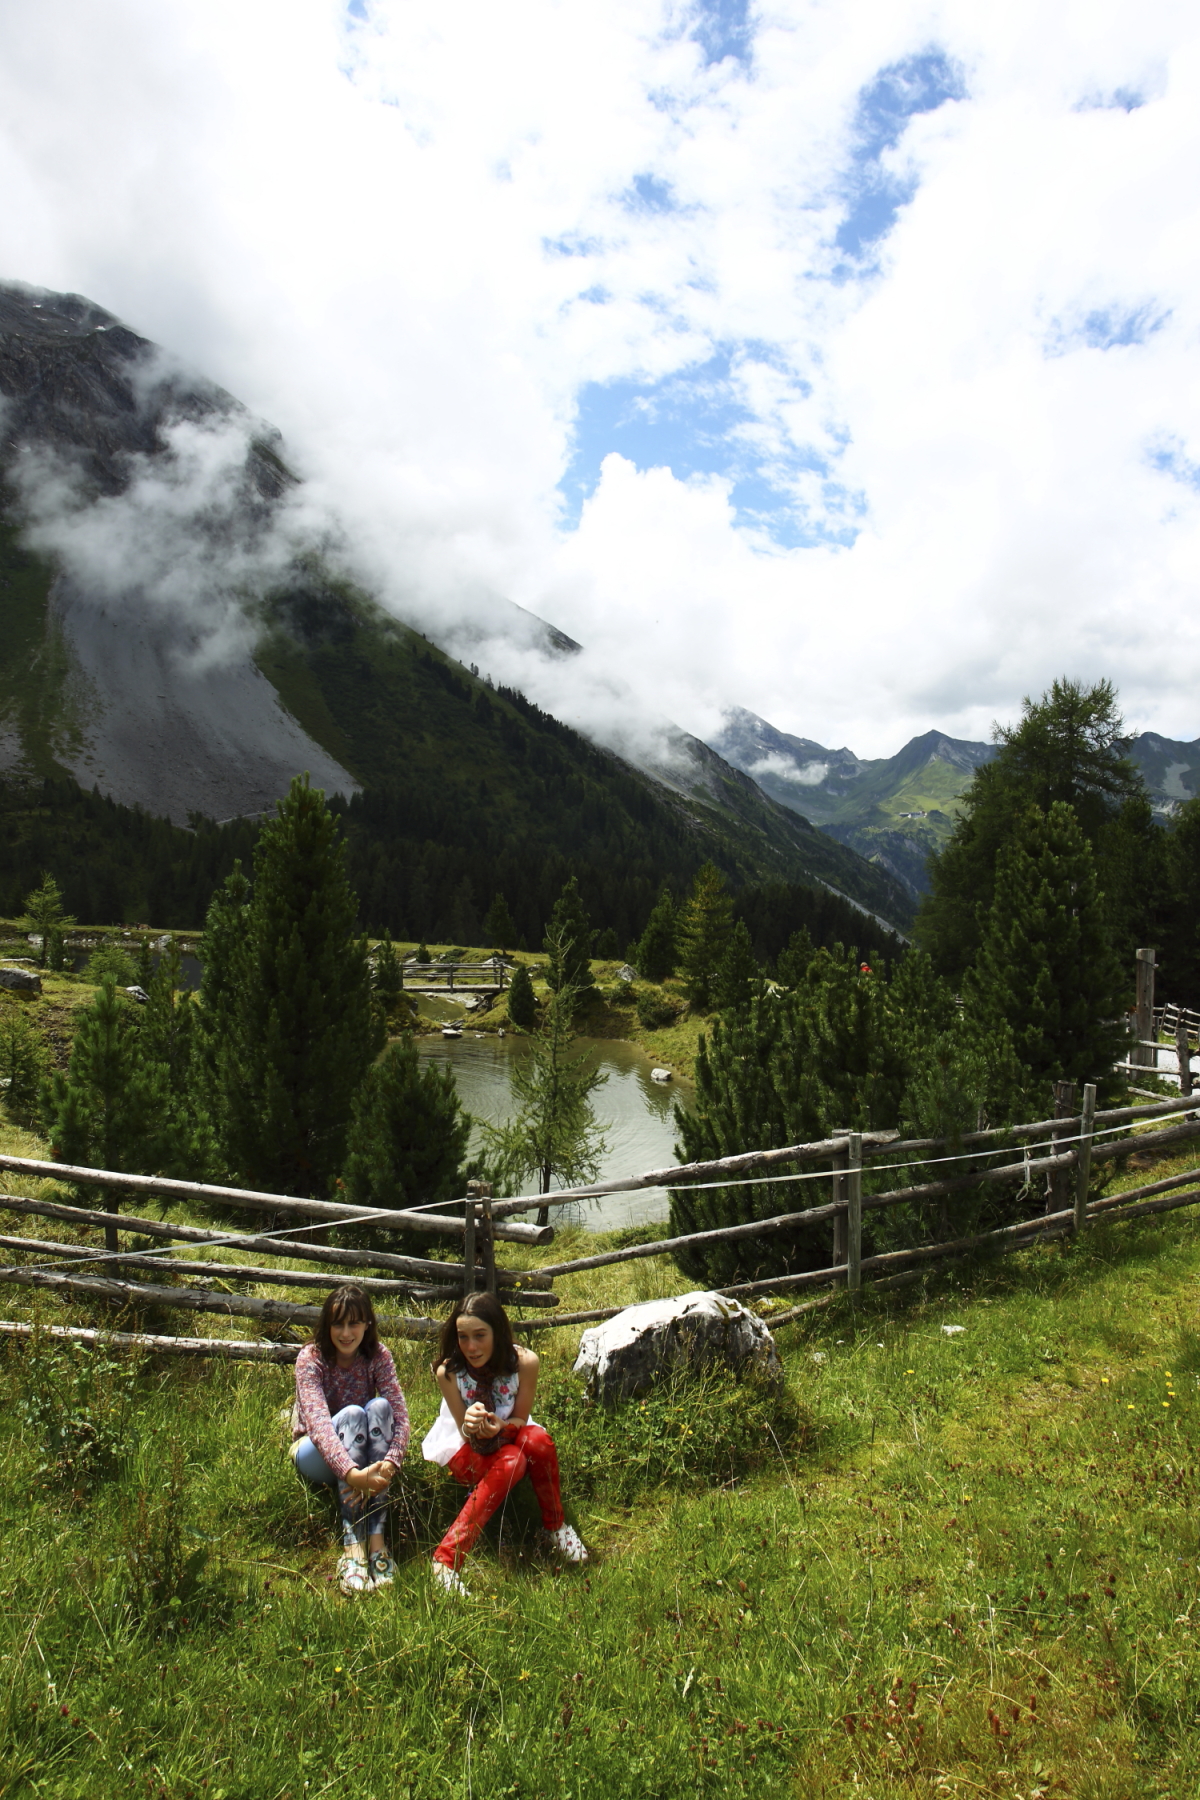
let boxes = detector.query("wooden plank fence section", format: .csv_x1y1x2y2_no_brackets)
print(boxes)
0,1192,553,1288
0,1155,551,1247
3,1080,1200,1356
0,1322,303,1363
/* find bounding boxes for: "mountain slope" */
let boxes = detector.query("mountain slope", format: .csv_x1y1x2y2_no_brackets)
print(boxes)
713,706,995,900
0,281,913,933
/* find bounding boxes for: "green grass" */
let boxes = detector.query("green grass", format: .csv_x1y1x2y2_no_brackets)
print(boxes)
2,1121,1200,1796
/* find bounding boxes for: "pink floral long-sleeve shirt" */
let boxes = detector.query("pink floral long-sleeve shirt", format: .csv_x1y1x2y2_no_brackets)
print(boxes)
291,1342,410,1479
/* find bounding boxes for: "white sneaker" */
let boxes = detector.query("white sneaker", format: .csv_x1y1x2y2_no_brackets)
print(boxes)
545,1524,588,1563
431,1560,470,1598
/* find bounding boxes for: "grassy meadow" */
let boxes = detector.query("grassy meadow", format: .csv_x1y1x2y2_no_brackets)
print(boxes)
0,1107,1198,1798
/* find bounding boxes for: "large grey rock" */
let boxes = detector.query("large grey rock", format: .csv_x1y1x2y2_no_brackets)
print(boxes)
573,1290,782,1403
0,967,42,993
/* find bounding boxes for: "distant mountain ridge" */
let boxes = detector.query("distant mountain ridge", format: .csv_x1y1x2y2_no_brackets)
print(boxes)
0,280,913,932
713,706,1199,903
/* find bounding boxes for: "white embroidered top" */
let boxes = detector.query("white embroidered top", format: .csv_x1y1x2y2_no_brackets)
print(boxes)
421,1364,534,1466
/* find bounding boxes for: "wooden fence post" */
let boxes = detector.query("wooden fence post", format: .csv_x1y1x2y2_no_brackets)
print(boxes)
463,1194,477,1294
1074,1082,1096,1233
480,1185,496,1294
1177,1020,1194,1103
847,1132,863,1294
1134,949,1156,1067
831,1140,848,1271
1050,1080,1075,1214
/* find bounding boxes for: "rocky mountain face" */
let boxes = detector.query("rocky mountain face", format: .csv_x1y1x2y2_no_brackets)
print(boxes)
713,707,996,901
0,281,913,928
714,705,1199,904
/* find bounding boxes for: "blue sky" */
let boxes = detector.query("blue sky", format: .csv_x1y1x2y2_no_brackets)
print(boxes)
559,46,966,549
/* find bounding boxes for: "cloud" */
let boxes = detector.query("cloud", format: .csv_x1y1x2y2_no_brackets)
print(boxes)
0,0,1198,764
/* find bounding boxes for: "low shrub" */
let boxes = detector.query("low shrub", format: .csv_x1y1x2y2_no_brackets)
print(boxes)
84,943,138,986
13,1337,139,1491
635,990,681,1030
539,1364,810,1504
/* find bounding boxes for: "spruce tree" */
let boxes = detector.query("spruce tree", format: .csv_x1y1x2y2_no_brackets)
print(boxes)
506,962,537,1030
634,884,677,981
198,777,385,1197
676,863,734,1011
42,976,174,1249
966,802,1127,1100
0,1009,48,1129
484,893,518,951
23,874,75,970
670,990,826,1285
775,925,815,987
373,931,403,1008
712,918,761,1013
544,876,595,1000
341,1037,471,1252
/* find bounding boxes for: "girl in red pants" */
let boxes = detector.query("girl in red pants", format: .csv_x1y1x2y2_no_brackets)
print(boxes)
422,1292,586,1597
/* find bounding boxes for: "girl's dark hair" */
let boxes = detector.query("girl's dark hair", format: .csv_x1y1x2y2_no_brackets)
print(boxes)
436,1291,518,1379
315,1285,380,1364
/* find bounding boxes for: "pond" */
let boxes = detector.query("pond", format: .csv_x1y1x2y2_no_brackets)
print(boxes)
415,1033,693,1234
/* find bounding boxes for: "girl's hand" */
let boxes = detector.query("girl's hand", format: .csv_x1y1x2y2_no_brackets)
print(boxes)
463,1403,501,1439
346,1462,391,1496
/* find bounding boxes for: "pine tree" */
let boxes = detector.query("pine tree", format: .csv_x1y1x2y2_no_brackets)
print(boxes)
676,863,734,1011
42,977,174,1250
966,802,1127,1101
712,918,761,1013
483,956,607,1225
775,925,815,987
142,936,209,1175
0,1009,48,1128
341,1037,472,1253
23,874,75,970
484,893,518,951
670,990,826,1285
634,885,677,981
198,778,385,1197
506,962,537,1030
544,877,595,1000
373,931,403,1007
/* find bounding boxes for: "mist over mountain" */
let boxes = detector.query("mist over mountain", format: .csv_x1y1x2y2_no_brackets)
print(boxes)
0,280,913,931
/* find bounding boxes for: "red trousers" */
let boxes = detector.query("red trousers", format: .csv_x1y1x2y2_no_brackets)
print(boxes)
433,1424,564,1571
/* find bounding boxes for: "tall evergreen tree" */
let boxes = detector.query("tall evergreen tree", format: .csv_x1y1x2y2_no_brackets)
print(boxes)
198,777,385,1197
373,931,403,1008
916,678,1146,982
42,977,174,1250
506,962,537,1030
634,884,677,981
712,918,761,1013
23,874,75,970
543,876,595,999
676,863,734,1011
484,893,518,951
965,802,1127,1100
141,936,208,1173
340,1037,472,1253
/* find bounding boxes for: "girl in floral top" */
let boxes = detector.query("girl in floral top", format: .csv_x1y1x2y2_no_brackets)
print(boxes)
292,1285,410,1594
422,1291,586,1597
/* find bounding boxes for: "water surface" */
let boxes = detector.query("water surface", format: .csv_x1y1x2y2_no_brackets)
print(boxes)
416,1033,691,1232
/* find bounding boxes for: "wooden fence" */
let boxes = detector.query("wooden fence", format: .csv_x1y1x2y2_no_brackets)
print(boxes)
398,958,509,992
1,1085,1199,1359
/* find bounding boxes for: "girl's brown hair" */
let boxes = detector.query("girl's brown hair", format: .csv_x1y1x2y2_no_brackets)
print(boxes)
315,1285,380,1364
436,1291,518,1380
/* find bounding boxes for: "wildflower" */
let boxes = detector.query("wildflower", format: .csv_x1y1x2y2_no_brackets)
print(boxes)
1127,1405,1135,1411
518,1671,532,1681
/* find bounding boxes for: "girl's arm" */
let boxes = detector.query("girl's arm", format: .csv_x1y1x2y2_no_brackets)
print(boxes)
509,1345,539,1428
435,1360,471,1432
373,1346,410,1476
294,1348,354,1480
